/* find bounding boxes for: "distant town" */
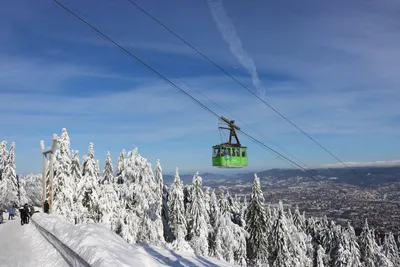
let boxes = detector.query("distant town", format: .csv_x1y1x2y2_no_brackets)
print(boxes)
169,166,400,236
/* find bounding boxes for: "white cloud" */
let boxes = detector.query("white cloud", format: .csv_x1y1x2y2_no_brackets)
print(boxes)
320,160,400,168
0,54,147,92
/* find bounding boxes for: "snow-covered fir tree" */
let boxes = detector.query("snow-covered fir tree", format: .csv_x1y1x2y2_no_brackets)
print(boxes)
0,142,18,207
204,187,211,215
231,220,248,266
245,174,270,266
70,150,82,224
358,219,383,267
215,191,248,266
71,150,81,186
343,222,361,267
24,173,43,206
0,141,8,180
167,167,191,251
214,212,236,264
162,184,172,242
228,191,242,226
101,151,114,185
331,240,350,267
98,155,120,231
118,148,164,246
76,142,100,223
116,149,126,184
289,224,313,266
383,232,400,266
268,201,293,267
240,195,248,229
293,205,306,232
96,159,100,180
218,190,230,217
16,174,20,202
154,159,169,239
314,244,327,267
115,149,126,203
155,159,170,242
14,174,28,205
208,189,220,258
155,159,163,198
53,128,75,222
186,171,209,256
183,183,192,213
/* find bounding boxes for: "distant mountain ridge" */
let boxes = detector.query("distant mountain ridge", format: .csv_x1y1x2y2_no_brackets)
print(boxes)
163,166,400,187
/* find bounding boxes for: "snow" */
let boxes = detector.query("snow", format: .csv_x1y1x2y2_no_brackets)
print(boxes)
32,212,238,267
0,213,68,267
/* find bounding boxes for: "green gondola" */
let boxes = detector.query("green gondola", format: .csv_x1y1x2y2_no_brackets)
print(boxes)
212,116,248,168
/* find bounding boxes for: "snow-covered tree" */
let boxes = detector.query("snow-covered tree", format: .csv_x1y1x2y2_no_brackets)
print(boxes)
70,150,81,224
332,243,351,267
186,171,209,256
98,176,120,231
162,184,172,242
96,159,100,180
383,232,400,266
314,244,327,267
154,159,170,242
76,142,100,223
0,141,8,180
240,195,248,229
228,192,242,227
218,190,231,217
214,212,236,264
343,222,361,267
293,205,305,232
167,167,191,251
154,159,163,198
204,187,211,215
232,222,248,266
16,175,28,205
116,149,126,184
24,173,43,206
269,201,293,267
71,150,81,184
119,149,164,246
0,142,19,207
214,200,248,266
208,189,220,258
53,128,75,222
16,174,20,202
245,174,270,266
359,219,381,267
101,151,114,185
290,227,313,267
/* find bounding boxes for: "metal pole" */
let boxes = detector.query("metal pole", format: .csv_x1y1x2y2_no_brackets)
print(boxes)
40,135,57,214
40,140,46,210
42,154,47,210
49,134,57,214
49,151,54,214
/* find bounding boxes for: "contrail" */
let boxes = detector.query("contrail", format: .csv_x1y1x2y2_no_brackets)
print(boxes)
207,0,265,99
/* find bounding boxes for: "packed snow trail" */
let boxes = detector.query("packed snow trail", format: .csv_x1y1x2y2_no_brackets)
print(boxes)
0,216,68,267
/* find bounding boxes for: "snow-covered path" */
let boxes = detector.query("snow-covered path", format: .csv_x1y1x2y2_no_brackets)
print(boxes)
0,216,68,267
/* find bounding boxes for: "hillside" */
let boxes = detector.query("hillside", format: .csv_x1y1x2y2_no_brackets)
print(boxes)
163,166,400,187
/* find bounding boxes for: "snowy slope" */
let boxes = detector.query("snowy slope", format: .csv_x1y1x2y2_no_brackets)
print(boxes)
32,213,238,267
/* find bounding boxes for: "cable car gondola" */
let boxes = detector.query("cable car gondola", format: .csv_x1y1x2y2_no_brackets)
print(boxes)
212,116,248,168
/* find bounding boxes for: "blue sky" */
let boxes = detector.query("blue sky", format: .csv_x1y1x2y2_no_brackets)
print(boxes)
1,0,400,175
